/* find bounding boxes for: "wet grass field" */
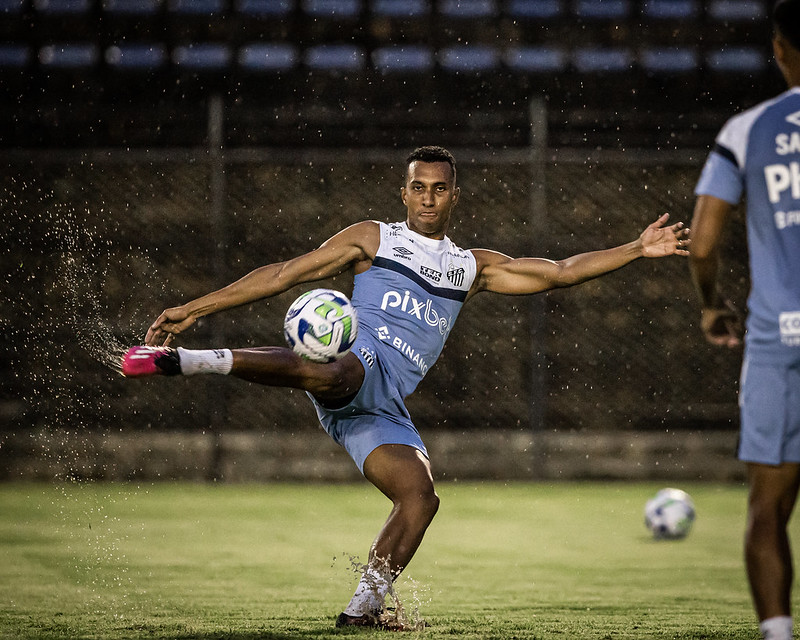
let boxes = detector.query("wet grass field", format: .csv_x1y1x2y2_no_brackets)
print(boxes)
0,480,786,639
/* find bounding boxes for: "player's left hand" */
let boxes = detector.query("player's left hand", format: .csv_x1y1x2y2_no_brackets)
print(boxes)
639,213,691,258
700,300,743,348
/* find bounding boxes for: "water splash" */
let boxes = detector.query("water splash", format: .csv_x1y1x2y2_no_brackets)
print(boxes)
49,201,160,373
334,553,429,631
2,175,163,621
4,186,157,385
53,236,136,374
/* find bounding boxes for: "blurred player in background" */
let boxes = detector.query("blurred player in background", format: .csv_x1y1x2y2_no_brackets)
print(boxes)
124,146,689,629
689,2,800,639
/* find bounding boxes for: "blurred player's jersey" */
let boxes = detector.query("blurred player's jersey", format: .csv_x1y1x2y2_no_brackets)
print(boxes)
696,87,800,363
351,221,477,397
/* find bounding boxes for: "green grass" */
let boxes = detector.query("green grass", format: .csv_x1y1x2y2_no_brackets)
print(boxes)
0,480,788,639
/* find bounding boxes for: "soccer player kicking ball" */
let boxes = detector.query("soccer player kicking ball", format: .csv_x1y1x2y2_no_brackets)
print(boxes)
123,146,689,629
689,2,800,639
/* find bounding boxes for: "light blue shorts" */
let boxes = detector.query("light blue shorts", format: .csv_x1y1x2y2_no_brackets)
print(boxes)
738,358,800,465
310,336,428,474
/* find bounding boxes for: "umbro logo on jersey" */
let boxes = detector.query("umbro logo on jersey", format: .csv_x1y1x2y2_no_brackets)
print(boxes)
392,246,413,261
786,110,800,127
447,266,465,287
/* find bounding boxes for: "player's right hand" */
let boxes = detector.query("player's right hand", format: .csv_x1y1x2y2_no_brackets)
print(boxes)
145,306,195,346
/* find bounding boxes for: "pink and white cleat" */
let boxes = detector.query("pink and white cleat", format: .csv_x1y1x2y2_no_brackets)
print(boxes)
121,346,182,378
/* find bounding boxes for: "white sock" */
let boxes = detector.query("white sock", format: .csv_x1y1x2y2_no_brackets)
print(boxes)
176,348,233,376
760,616,793,640
343,565,392,618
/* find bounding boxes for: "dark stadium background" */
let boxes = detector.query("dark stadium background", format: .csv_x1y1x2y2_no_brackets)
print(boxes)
0,0,780,482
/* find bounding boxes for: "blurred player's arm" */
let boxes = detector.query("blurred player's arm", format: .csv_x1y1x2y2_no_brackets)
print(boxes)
471,213,689,297
145,221,378,346
689,194,743,348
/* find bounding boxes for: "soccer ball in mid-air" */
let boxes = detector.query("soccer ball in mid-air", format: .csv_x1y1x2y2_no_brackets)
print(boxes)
283,289,358,363
644,488,696,540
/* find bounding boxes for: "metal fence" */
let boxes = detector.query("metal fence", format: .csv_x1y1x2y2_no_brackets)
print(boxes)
1,142,748,469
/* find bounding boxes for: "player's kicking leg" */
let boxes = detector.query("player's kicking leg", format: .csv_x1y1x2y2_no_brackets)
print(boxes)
121,345,364,401
121,346,184,377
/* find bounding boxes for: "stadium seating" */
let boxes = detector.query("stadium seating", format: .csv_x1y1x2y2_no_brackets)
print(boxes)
167,0,226,13
302,0,361,16
304,43,365,71
574,0,630,19
238,42,297,71
0,43,29,66
0,0,25,11
641,0,698,19
706,46,767,73
572,47,633,73
639,46,698,73
505,0,563,19
34,0,92,13
101,0,162,14
707,0,764,21
0,0,782,149
371,0,427,17
38,42,99,68
438,0,496,18
105,43,167,69
371,44,433,73
439,44,500,73
503,45,568,73
0,0,775,77
234,0,294,16
172,42,232,69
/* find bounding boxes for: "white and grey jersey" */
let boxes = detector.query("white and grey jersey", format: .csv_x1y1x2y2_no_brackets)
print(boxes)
350,221,477,397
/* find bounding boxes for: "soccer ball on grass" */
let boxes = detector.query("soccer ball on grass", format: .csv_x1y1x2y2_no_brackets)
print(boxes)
283,289,358,363
644,488,696,540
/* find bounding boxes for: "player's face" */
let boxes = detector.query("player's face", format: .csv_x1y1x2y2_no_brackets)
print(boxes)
401,161,460,239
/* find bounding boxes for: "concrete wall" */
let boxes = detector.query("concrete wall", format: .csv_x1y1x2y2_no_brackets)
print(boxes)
0,429,743,483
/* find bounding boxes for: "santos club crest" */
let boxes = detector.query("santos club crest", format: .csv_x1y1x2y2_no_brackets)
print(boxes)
447,265,465,287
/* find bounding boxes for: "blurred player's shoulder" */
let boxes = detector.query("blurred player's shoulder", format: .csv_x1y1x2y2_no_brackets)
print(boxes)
716,88,800,165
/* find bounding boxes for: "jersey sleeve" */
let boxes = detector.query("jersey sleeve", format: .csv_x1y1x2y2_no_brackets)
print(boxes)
694,103,769,205
694,147,743,205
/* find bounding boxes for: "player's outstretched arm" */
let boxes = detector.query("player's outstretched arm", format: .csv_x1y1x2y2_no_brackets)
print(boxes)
145,221,378,346
472,213,690,297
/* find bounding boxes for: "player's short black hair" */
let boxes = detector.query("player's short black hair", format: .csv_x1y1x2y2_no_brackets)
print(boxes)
405,146,457,183
774,0,800,51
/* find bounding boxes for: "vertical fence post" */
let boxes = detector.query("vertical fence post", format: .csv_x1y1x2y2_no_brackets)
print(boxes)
528,98,548,471
207,92,226,481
